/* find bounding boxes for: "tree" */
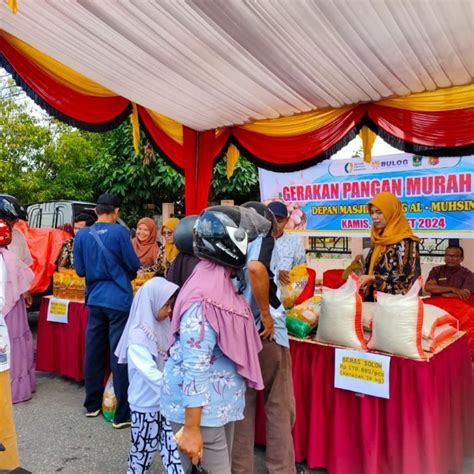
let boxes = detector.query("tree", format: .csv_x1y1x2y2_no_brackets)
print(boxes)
89,121,185,224
210,154,259,204
0,84,99,204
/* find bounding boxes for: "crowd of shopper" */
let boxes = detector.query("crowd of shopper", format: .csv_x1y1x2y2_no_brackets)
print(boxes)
1,190,472,473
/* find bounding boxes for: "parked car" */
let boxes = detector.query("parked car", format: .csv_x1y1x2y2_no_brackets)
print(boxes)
26,200,128,229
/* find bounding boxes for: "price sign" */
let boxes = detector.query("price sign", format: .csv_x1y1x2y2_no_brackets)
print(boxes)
335,348,390,399
46,298,70,324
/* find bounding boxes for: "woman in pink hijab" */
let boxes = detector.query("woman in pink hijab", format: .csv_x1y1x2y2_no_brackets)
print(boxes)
161,207,264,474
1,241,35,403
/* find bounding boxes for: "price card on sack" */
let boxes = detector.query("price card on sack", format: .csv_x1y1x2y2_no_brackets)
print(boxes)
334,349,390,399
47,298,70,324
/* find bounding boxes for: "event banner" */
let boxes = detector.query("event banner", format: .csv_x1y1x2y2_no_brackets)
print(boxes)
259,155,474,238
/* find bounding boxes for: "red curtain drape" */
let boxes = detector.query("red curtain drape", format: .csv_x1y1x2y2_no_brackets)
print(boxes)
0,35,130,130
367,105,474,149
2,31,473,213
183,128,230,215
231,107,367,170
138,106,185,170
256,337,473,473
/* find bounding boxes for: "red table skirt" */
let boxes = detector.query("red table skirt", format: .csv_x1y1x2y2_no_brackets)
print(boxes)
255,337,474,474
36,297,89,382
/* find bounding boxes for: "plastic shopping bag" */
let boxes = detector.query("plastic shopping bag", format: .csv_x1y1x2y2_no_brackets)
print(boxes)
102,373,116,422
280,264,316,309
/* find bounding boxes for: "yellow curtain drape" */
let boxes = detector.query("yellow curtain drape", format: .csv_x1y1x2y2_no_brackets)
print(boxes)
226,144,240,179
6,0,17,14
2,31,115,97
359,127,377,163
130,103,140,155
147,109,184,145
376,84,474,111
239,106,355,136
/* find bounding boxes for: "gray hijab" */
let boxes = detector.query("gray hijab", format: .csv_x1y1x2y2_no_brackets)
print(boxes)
115,277,178,370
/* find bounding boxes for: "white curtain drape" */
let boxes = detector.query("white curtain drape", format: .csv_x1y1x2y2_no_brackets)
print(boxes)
1,0,472,130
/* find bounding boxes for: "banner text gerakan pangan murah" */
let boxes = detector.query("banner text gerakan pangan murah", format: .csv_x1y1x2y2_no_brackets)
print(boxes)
258,155,474,238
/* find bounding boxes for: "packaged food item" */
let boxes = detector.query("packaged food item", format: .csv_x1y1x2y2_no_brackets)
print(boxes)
287,296,320,326
280,264,316,309
286,317,313,339
132,272,155,294
286,295,321,338
102,373,116,423
52,269,86,300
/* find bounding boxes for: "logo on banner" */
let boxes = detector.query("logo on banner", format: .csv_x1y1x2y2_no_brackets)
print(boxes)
428,157,440,166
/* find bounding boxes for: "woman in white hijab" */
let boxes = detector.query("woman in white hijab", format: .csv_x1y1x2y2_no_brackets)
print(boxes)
115,277,183,474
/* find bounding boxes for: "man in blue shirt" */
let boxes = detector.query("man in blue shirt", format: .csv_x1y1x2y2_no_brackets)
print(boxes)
232,202,297,474
74,193,140,429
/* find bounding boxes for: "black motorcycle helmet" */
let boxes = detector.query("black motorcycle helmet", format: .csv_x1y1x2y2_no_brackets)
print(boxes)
241,201,276,237
174,215,198,255
0,194,27,221
0,195,21,222
194,206,248,269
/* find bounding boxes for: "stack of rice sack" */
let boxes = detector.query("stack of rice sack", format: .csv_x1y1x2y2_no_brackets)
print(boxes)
316,275,459,359
280,265,319,338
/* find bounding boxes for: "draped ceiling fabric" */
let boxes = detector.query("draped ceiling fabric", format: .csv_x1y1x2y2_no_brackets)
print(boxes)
1,1,473,214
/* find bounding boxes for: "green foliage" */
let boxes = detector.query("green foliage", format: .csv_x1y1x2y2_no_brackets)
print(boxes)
210,154,259,204
89,121,184,225
0,91,97,204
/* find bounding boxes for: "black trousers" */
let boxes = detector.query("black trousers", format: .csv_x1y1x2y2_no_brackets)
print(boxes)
84,305,130,423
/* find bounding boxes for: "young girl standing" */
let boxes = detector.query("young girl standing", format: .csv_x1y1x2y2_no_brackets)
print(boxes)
115,277,183,474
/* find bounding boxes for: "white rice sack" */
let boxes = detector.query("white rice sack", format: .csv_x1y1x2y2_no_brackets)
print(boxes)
368,277,425,359
422,324,458,352
362,302,377,331
316,273,366,349
422,304,458,339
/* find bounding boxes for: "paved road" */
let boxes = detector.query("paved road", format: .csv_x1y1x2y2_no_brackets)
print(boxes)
12,374,319,473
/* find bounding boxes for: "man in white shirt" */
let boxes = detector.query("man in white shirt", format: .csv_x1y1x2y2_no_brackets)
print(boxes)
268,201,307,284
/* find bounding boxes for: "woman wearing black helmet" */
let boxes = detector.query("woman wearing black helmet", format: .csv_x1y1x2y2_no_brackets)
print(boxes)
161,206,264,474
0,196,36,404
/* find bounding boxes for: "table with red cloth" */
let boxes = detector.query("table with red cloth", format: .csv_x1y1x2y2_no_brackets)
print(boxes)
255,336,473,474
36,296,88,382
